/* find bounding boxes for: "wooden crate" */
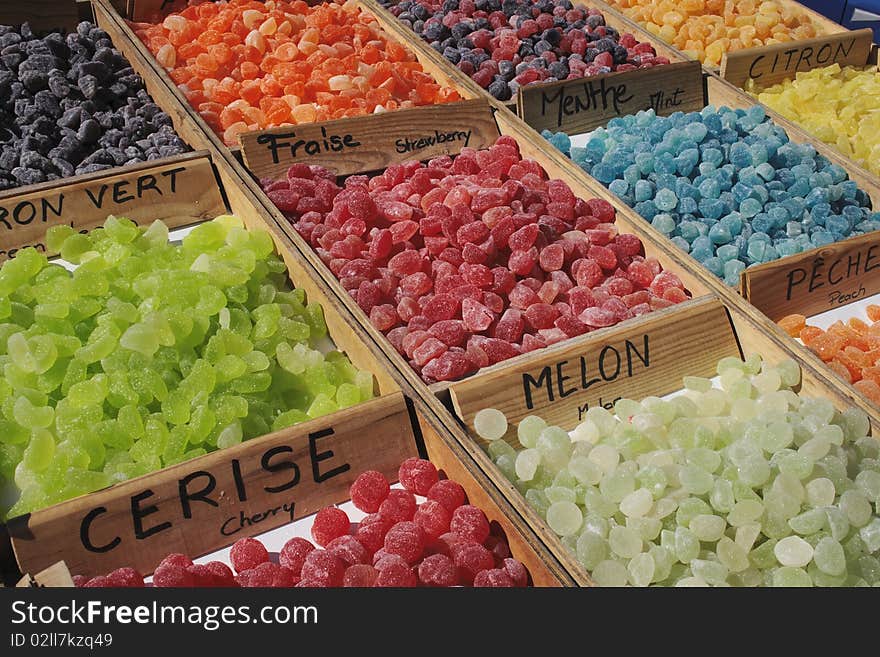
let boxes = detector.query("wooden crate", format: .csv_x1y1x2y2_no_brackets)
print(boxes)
100,0,486,160
0,0,220,249
598,0,850,73
359,0,697,113
450,292,880,586
3,393,570,586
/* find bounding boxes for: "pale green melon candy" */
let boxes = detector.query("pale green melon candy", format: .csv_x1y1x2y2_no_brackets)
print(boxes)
679,464,713,495
805,477,836,507
775,535,814,567
545,486,576,505
717,536,750,572
788,508,827,535
686,447,721,472
600,470,635,503
737,456,771,488
813,536,846,576
690,514,726,541
734,523,761,554
474,408,508,441
609,525,642,559
619,488,653,518
516,415,547,448
859,518,880,553
772,566,812,587
627,516,662,542
697,389,728,416
613,398,640,420
568,455,602,486
494,454,516,481
808,562,848,587
674,526,700,563
710,479,735,513
524,488,550,517
839,490,873,527
798,437,831,462
691,559,728,586
841,409,870,443
855,470,880,503
763,510,796,539
774,358,801,387
650,496,678,520
547,501,583,536
719,367,744,391
487,439,515,460
589,443,620,474
582,512,610,538
752,370,781,394
675,575,709,587
637,465,668,499
515,449,540,481
626,552,654,587
576,530,608,570
749,539,778,569
675,497,712,527
591,559,628,586
570,419,599,444
859,556,880,584
776,452,814,480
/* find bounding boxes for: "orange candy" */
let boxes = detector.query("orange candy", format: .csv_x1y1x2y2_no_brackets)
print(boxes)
781,308,880,402
131,0,460,145
606,0,824,66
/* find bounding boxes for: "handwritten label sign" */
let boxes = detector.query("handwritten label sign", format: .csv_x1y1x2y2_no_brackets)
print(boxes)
0,0,86,32
517,61,705,135
240,100,501,179
128,0,188,21
742,231,880,322
0,152,226,261
721,29,874,89
449,296,740,444
6,393,415,578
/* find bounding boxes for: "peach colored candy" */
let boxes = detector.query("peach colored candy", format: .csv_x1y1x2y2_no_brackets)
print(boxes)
606,0,824,66
780,305,880,403
130,0,461,145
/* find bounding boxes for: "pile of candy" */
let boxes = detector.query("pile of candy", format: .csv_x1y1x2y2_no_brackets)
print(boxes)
605,0,823,66
0,215,372,520
545,106,880,286
130,0,460,145
480,355,880,586
779,306,880,404
379,0,669,101
0,21,188,190
260,136,691,383
748,64,880,179
75,458,530,587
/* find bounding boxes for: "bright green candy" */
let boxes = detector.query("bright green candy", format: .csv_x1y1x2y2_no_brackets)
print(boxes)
0,216,374,521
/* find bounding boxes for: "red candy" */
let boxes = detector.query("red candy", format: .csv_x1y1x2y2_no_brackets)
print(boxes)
414,499,452,539
473,568,515,587
279,537,317,575
378,488,417,523
374,561,418,587
384,521,426,564
153,565,195,588
301,550,346,587
326,535,370,567
205,561,237,587
106,567,144,588
427,479,467,513
159,553,193,570
349,470,391,513
355,513,394,553
229,537,269,573
454,543,495,584
263,138,689,383
418,553,458,587
311,507,351,546
450,505,491,544
398,457,439,495
343,564,379,587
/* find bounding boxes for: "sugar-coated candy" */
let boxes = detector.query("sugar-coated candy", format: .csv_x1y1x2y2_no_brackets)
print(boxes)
0,21,187,191
279,537,316,575
750,65,880,182
349,470,391,513
486,354,880,586
546,107,880,286
0,215,373,520
312,507,351,546
263,136,690,383
230,537,270,573
606,0,823,66
399,456,439,495
379,488,418,522
779,306,880,405
380,0,669,101
78,458,531,587
131,1,460,145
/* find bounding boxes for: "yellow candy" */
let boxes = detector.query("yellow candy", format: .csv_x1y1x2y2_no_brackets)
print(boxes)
747,65,880,177
605,0,824,65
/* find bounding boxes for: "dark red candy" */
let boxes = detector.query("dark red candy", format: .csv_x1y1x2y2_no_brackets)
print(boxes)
350,470,391,513
427,479,467,513
384,521,426,564
72,575,89,587
106,567,144,588
300,550,345,587
374,561,417,587
503,558,529,587
418,553,458,587
205,561,237,587
414,499,452,539
473,568,515,587
83,576,112,588
450,505,491,544
355,513,394,553
152,565,195,588
187,564,217,587
343,564,378,587
159,553,193,570
484,535,512,561
229,537,270,573
279,537,317,575
454,543,495,584
311,507,351,547
379,488,417,523
326,535,370,567
398,457,439,495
